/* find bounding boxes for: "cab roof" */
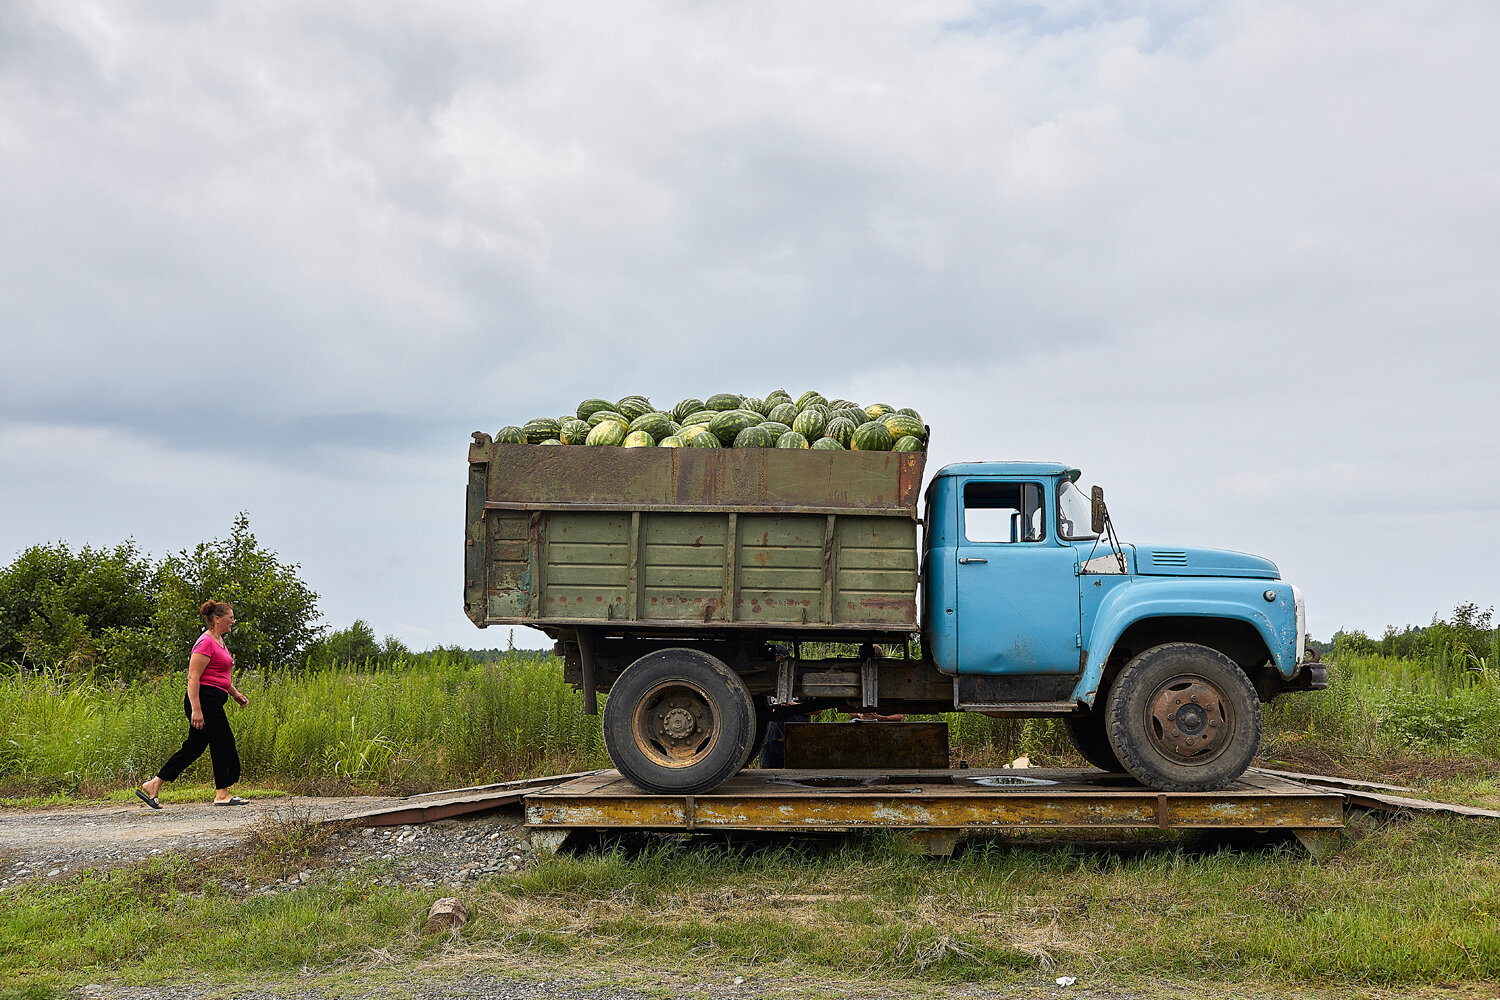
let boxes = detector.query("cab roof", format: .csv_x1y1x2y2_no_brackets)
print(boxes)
932,462,1080,480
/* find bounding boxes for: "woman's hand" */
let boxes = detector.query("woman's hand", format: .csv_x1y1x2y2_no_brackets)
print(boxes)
233,691,249,707
190,707,205,729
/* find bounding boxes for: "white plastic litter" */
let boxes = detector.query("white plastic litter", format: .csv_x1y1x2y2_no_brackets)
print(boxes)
1055,976,1076,987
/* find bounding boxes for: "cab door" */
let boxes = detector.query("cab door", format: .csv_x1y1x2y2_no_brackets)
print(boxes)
954,478,1081,674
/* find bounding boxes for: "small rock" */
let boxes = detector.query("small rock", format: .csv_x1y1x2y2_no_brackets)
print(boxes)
424,897,469,933
733,976,745,985
47,869,60,877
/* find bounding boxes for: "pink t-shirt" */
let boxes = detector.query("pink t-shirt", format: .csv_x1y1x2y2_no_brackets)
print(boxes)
192,632,234,691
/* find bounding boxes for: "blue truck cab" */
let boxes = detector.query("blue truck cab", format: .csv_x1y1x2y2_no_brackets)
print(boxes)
920,461,1324,790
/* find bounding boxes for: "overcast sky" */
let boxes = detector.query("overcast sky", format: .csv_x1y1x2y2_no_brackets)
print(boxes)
2,1,1497,650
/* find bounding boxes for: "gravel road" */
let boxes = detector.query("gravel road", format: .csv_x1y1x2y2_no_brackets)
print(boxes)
0,794,536,892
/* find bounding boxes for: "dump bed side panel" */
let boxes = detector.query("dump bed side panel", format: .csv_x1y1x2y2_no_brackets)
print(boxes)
465,440,923,633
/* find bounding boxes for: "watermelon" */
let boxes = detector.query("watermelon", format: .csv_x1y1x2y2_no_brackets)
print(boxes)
538,438,564,445
824,415,857,448
742,396,770,416
851,420,895,451
616,396,655,421
791,409,827,440
523,417,561,444
708,408,761,443
680,409,717,427
672,398,705,422
892,436,923,452
864,403,894,420
733,425,777,448
811,437,845,450
759,421,791,438
586,420,629,447
776,431,810,448
559,418,591,445
658,435,687,448
587,409,628,428
629,411,675,442
764,388,792,403
494,425,526,444
623,430,655,447
833,407,866,426
705,393,743,411
897,407,923,422
576,399,614,421
881,413,925,441
768,401,800,424
828,398,854,410
685,429,722,447
795,390,826,409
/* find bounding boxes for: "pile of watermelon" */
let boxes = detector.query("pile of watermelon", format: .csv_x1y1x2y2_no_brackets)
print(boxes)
495,391,927,452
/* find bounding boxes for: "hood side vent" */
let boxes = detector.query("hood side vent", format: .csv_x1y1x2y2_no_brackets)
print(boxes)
1151,550,1188,566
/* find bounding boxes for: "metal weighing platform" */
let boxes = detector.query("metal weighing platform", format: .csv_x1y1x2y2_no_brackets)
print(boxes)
524,767,1346,856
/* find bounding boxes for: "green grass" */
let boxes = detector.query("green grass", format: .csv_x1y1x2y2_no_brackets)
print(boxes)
5,649,1500,800
4,649,1500,994
2,816,1498,994
0,653,611,796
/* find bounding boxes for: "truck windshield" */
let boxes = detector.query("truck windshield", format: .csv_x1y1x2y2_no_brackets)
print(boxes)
1057,480,1098,541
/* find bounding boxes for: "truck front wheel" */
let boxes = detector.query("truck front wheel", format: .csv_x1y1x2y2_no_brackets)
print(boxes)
603,648,756,794
1104,643,1261,792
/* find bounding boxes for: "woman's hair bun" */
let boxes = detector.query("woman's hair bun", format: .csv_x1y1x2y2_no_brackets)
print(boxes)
200,600,232,621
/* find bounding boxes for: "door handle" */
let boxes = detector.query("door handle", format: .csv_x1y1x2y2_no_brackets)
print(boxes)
958,557,988,564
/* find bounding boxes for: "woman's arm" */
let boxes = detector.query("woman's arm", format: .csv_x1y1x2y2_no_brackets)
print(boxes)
187,652,208,729
228,680,249,707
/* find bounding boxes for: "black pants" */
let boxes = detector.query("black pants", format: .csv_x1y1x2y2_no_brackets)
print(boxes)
156,686,240,788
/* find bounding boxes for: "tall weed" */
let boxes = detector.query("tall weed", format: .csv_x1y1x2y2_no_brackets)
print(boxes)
0,653,609,791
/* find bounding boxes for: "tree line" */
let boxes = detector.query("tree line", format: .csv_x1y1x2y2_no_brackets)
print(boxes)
1332,601,1499,667
0,513,401,681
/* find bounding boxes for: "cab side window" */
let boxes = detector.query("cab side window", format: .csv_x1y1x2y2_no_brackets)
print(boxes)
962,482,1045,543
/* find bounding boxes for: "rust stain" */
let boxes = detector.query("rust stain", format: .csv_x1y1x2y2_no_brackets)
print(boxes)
858,595,911,611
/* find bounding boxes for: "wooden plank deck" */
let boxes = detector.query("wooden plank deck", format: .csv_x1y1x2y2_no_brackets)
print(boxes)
524,767,1346,851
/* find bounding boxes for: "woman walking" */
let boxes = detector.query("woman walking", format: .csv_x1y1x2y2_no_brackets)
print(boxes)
136,601,250,808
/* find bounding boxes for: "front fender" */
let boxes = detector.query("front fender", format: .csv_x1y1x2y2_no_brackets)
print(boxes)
1071,579,1301,707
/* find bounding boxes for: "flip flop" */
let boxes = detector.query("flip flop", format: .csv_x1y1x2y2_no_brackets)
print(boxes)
212,796,249,806
135,789,162,810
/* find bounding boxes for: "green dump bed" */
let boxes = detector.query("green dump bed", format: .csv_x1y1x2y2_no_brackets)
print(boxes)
464,435,925,635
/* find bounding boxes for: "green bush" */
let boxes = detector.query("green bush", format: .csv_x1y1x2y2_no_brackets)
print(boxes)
0,513,320,678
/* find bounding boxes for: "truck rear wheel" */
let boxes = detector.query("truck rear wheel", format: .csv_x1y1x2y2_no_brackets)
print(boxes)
603,647,756,794
1063,715,1124,772
1104,643,1261,792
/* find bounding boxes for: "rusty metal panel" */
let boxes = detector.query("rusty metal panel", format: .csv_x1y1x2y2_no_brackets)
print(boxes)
783,722,949,769
833,517,918,625
485,512,532,618
639,513,729,620
465,463,489,624
736,515,827,624
524,768,1346,834
541,513,629,619
481,443,925,515
472,441,925,629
